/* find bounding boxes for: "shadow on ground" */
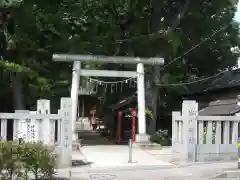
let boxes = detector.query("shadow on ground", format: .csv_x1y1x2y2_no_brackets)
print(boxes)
29,161,92,180
78,131,115,146
31,178,69,180
72,160,92,167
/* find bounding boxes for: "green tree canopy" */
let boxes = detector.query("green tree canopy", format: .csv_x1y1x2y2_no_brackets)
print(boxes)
0,0,239,132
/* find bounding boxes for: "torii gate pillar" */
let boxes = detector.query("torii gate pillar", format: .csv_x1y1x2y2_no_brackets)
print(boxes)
70,61,81,141
136,63,148,141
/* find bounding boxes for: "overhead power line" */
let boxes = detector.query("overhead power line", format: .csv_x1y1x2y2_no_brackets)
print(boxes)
157,70,227,87
162,23,231,69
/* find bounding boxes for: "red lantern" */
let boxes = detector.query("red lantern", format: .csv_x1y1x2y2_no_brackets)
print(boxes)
131,109,137,117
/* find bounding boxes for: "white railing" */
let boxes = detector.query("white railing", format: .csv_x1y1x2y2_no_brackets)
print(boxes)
172,100,240,162
0,100,59,145
0,97,73,168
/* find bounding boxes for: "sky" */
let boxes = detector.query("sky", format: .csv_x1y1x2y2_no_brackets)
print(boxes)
234,1,240,68
235,1,240,22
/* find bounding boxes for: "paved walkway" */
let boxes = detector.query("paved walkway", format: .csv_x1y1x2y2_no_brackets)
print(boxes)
143,147,182,165
74,119,173,168
76,127,173,168
60,120,240,179
81,145,172,168
66,125,240,179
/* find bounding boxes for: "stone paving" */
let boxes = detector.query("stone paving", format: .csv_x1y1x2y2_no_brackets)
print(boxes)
56,161,240,179
68,144,240,179
77,129,172,168
81,145,172,168
71,121,240,179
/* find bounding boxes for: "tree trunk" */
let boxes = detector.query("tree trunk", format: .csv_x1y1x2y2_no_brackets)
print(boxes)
146,0,163,134
147,66,160,134
12,73,25,110
146,0,191,134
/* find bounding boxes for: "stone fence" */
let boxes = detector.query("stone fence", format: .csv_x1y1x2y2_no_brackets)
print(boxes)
0,97,72,168
172,100,239,162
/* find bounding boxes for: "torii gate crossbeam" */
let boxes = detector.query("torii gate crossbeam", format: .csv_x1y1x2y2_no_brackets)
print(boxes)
78,69,137,77
53,54,164,143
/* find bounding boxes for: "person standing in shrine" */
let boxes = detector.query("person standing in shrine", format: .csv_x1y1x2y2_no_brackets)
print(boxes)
90,106,97,130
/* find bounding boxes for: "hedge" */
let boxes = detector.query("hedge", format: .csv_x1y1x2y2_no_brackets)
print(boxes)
0,141,57,180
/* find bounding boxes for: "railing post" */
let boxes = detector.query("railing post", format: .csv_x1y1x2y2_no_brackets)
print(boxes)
13,116,19,142
236,112,240,168
14,110,30,142
0,119,7,141
56,109,61,145
37,99,54,145
238,152,240,169
172,111,181,157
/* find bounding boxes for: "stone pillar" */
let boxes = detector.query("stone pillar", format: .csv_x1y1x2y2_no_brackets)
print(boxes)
37,99,54,145
136,62,149,143
57,109,61,145
13,113,19,142
14,110,30,142
172,111,181,156
59,97,72,168
182,100,198,162
71,61,81,141
0,119,7,140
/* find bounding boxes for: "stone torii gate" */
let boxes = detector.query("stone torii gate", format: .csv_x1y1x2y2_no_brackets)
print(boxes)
53,54,164,143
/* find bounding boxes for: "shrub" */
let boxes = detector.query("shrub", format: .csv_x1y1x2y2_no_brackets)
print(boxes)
150,129,171,146
0,141,24,180
0,141,57,180
203,127,216,144
203,127,207,144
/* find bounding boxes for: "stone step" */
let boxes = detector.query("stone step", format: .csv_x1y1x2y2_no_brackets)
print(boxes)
75,122,84,131
72,141,81,151
211,170,240,179
133,142,162,150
